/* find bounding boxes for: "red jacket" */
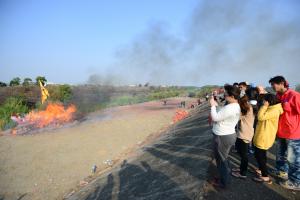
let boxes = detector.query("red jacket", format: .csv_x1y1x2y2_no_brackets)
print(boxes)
277,89,300,139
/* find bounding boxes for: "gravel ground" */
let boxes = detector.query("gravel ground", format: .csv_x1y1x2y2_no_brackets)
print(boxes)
0,98,197,200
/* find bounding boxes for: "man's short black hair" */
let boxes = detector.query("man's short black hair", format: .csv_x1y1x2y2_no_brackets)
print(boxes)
238,82,247,87
269,76,286,85
245,87,259,101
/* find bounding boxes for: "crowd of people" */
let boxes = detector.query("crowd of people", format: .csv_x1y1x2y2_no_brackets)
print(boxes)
209,75,300,191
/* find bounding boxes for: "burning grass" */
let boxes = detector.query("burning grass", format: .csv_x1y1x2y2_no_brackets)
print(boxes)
25,103,76,128
9,102,77,135
173,109,189,123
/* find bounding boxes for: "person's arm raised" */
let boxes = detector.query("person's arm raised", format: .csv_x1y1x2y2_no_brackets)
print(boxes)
211,105,234,122
257,101,282,121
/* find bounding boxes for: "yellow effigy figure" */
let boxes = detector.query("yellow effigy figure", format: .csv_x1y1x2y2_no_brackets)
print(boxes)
39,80,49,104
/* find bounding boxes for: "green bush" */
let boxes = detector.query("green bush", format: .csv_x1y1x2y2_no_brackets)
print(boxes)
148,89,181,100
107,95,149,107
0,97,29,130
196,85,219,98
188,92,196,98
58,84,72,103
48,84,73,103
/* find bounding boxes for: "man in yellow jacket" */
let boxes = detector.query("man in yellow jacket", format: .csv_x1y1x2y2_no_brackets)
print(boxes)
253,93,283,183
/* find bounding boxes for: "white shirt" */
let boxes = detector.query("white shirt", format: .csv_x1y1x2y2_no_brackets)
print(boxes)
211,103,241,136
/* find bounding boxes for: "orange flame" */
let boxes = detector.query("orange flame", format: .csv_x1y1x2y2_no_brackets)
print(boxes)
173,109,189,123
26,103,76,128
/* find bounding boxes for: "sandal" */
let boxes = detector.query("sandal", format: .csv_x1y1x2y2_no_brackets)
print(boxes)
231,168,240,172
252,177,272,184
231,171,247,179
254,169,262,176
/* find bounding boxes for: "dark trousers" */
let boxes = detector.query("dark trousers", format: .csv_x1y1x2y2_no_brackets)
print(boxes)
213,134,236,187
254,146,268,177
236,138,249,176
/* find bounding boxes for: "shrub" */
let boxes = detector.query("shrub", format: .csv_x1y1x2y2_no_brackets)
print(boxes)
188,92,196,98
196,85,219,98
148,89,181,100
0,97,29,130
58,85,72,103
107,95,149,107
48,84,73,103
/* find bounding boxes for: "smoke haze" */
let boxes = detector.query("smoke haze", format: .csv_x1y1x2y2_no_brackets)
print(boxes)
88,0,300,86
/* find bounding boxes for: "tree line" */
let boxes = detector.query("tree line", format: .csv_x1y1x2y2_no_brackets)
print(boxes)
0,76,47,87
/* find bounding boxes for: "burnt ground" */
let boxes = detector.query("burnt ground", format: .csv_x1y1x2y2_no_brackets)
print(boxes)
66,103,300,200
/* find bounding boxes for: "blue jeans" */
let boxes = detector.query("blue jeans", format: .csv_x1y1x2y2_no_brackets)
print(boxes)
276,138,300,185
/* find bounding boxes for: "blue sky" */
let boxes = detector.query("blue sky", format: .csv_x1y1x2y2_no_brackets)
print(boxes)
0,0,299,86
0,0,197,84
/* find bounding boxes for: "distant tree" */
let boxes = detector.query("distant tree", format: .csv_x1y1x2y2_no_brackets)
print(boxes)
196,85,219,98
9,77,21,86
0,82,7,87
296,84,300,93
36,76,47,86
138,84,142,87
22,78,33,86
144,82,150,87
188,92,196,98
149,86,155,90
